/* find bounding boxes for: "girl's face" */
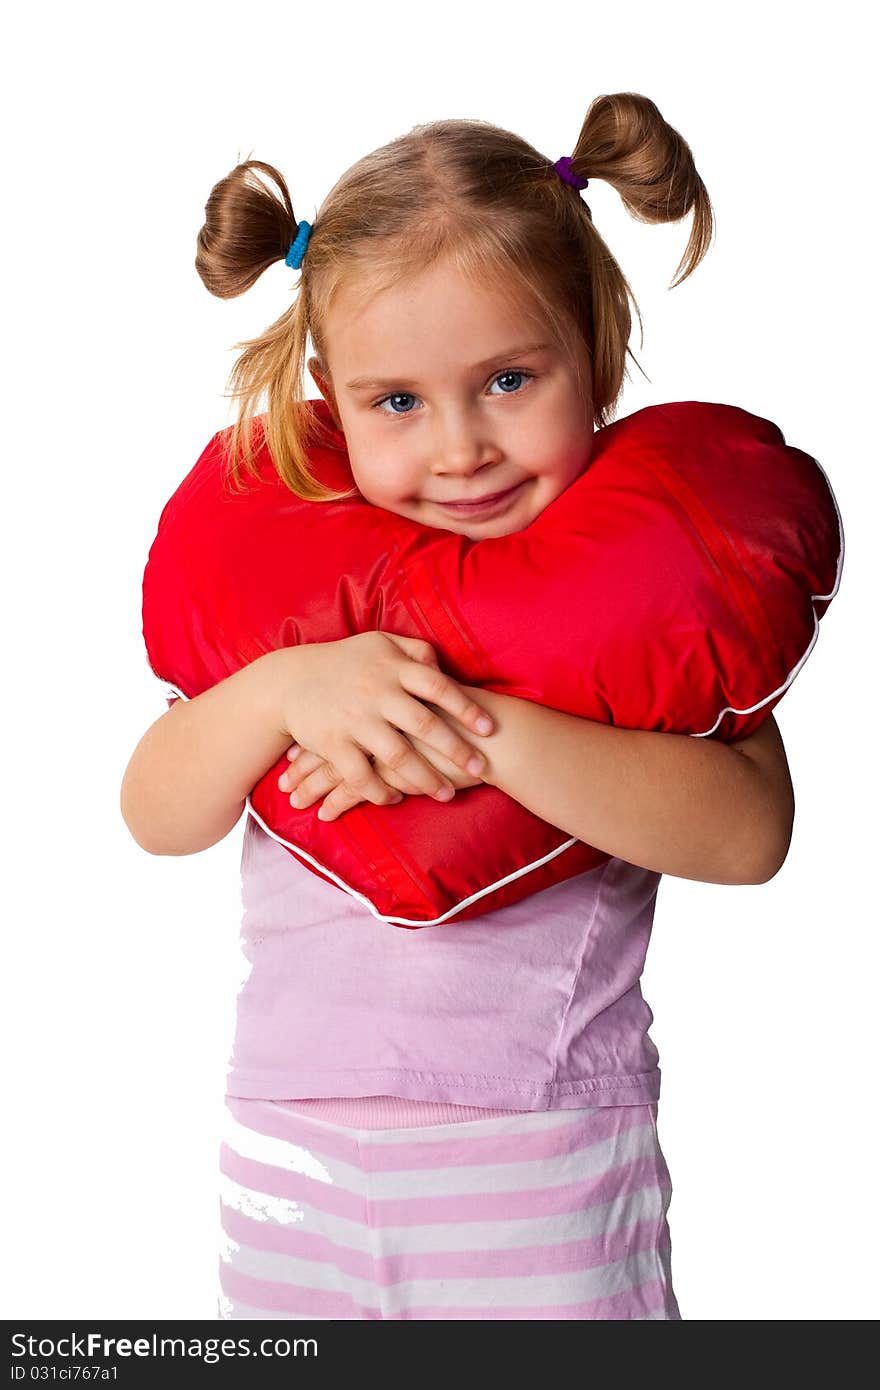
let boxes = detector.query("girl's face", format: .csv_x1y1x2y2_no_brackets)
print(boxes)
308,259,594,539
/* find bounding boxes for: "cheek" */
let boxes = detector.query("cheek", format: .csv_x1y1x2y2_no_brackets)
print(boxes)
524,441,590,506
350,430,427,505
351,460,419,513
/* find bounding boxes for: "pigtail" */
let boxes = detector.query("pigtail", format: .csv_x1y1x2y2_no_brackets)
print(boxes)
195,159,297,298
549,93,715,421
570,93,715,290
194,160,355,503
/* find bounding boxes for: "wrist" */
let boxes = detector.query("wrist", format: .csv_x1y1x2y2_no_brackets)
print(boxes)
459,684,506,787
258,646,303,738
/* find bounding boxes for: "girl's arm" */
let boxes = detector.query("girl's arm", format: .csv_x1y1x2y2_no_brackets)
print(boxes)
120,650,298,856
459,690,794,886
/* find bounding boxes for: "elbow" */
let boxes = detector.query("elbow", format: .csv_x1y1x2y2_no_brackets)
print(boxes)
119,776,148,852
119,811,202,857
747,852,786,886
745,813,795,886
757,839,793,884
119,779,245,857
119,785,164,856
119,773,175,856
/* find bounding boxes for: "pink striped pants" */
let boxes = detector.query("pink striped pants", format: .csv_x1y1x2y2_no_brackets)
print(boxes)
217,1096,681,1320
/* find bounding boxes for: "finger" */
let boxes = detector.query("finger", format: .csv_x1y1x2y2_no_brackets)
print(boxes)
317,783,403,822
371,760,423,796
315,788,356,822
333,745,414,809
381,633,440,667
394,683,490,780
288,764,341,808
407,664,494,740
366,724,459,801
278,749,324,792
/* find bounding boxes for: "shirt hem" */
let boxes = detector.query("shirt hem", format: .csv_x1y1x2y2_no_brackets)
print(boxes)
224,1066,661,1110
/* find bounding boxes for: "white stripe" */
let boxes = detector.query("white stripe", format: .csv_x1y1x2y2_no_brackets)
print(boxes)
218,1172,306,1227
221,1111,333,1184
219,1232,240,1263
381,1246,666,1313
221,1240,665,1311
221,1182,372,1255
224,1241,378,1304
218,1291,331,1320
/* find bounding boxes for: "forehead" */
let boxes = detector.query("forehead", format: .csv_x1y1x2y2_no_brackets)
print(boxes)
325,260,553,370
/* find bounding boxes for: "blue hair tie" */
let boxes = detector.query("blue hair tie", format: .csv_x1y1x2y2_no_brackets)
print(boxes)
285,220,312,269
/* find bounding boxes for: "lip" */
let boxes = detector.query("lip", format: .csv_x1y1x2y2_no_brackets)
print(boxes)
435,480,526,517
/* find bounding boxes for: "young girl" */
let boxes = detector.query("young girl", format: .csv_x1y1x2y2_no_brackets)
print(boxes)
122,93,795,1321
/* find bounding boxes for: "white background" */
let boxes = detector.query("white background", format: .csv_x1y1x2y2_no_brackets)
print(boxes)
3,0,875,1322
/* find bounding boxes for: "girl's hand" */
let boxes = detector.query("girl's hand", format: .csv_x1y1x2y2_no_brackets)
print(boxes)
274,632,494,815
279,721,485,821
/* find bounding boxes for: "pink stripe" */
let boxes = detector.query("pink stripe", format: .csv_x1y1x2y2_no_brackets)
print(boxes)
221,1143,663,1227
220,1145,365,1223
221,1204,374,1281
386,1277,673,1320
219,1262,376,1320
372,1215,667,1286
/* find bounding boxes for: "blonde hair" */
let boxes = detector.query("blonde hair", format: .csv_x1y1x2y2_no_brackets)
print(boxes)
195,93,714,501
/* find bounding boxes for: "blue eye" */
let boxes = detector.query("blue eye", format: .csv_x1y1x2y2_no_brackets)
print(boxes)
373,369,534,417
491,370,530,395
377,392,418,416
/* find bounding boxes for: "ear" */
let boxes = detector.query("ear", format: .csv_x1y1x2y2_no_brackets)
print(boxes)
307,357,342,429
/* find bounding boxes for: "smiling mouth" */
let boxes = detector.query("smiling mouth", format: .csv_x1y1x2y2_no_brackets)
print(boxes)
434,482,525,514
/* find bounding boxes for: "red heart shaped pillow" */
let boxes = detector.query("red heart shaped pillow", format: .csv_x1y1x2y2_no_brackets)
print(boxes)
142,398,842,927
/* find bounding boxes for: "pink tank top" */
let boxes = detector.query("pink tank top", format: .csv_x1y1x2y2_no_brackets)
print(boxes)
225,817,664,1122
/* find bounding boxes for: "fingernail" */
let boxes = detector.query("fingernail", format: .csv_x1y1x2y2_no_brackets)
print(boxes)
434,786,454,801
467,756,484,775
278,773,289,790
476,716,493,734
287,745,301,761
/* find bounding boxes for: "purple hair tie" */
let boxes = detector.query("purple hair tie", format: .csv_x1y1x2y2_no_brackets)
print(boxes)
554,156,589,191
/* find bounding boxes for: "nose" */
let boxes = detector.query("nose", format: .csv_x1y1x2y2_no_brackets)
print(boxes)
430,410,502,478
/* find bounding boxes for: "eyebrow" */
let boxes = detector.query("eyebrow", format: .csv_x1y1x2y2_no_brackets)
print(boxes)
344,342,554,392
